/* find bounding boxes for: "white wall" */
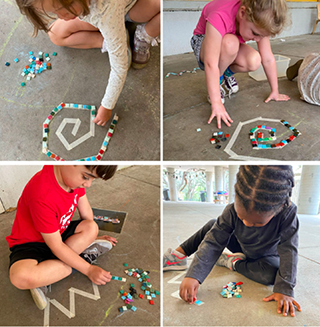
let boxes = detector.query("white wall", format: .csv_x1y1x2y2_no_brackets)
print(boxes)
0,165,42,213
164,1,320,56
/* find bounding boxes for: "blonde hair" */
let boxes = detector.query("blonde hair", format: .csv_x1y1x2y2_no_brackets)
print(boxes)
241,0,288,37
16,0,90,36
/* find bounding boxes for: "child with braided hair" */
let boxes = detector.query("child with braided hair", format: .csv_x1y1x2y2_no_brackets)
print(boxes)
191,0,290,128
163,165,301,317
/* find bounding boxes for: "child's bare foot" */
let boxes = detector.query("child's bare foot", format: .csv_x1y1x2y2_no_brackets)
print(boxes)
93,105,112,126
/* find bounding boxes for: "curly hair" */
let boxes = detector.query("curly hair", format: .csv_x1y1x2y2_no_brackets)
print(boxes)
235,165,295,213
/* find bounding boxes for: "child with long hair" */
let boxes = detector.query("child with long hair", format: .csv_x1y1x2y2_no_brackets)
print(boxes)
164,165,302,317
191,0,290,128
16,0,160,126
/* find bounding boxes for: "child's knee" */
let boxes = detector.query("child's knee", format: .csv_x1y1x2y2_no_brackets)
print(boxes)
10,271,23,289
246,51,261,72
82,219,99,239
10,265,34,289
48,30,64,47
221,34,240,57
259,272,276,286
258,263,278,285
144,0,160,13
155,0,161,12
48,21,68,47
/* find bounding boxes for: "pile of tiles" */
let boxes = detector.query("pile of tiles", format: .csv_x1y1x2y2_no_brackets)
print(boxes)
118,266,160,313
210,131,230,149
220,281,243,298
20,51,55,86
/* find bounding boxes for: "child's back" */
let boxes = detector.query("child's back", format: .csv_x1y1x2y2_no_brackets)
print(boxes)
6,166,85,247
194,0,245,44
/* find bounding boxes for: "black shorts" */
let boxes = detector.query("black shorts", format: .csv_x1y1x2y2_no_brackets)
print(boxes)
8,220,82,269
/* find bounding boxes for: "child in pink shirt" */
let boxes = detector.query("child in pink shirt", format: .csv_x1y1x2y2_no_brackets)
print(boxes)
191,0,290,128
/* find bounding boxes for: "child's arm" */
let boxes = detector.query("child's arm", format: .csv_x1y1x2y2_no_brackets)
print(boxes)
179,206,235,303
42,231,112,285
264,206,301,316
77,195,94,220
77,195,117,246
257,38,290,103
97,18,129,113
204,22,233,129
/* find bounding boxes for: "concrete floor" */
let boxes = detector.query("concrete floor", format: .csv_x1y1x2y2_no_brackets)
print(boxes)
0,166,160,326
0,2,160,161
163,201,320,326
164,34,320,161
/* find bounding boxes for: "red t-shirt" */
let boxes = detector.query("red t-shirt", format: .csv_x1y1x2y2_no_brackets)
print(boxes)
6,166,86,248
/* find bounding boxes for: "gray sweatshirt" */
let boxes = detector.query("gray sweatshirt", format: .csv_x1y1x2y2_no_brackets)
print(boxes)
186,203,299,297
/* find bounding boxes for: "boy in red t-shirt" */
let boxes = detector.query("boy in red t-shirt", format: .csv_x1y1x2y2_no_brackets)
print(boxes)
6,165,118,310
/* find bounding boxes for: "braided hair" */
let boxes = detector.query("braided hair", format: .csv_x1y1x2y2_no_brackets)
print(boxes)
235,165,294,214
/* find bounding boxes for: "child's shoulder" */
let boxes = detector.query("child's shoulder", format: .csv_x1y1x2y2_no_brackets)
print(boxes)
204,0,241,12
202,0,241,33
25,166,56,201
283,202,297,216
224,202,236,212
221,203,237,219
277,202,298,224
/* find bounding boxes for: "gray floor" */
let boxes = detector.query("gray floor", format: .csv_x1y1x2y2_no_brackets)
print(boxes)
163,201,320,326
164,34,320,161
0,166,160,326
0,3,160,161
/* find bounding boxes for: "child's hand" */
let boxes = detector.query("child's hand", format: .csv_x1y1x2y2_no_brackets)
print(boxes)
93,105,113,126
263,292,301,316
208,102,233,129
96,235,117,246
179,277,199,303
265,92,290,103
87,265,112,285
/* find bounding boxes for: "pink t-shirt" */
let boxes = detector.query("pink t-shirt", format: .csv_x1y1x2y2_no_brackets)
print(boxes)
193,0,245,43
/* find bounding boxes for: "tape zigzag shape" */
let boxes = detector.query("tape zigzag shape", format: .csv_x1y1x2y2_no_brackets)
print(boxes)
43,283,100,326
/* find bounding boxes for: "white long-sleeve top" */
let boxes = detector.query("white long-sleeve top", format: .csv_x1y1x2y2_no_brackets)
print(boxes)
79,0,137,109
